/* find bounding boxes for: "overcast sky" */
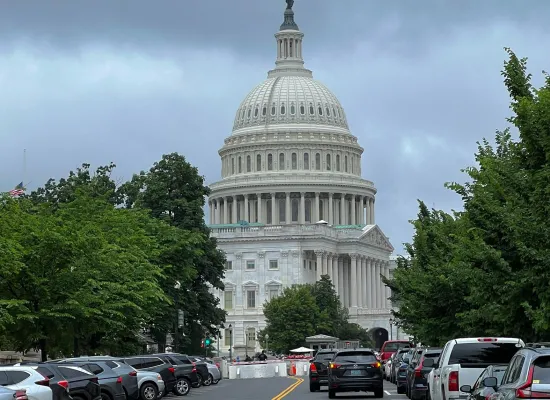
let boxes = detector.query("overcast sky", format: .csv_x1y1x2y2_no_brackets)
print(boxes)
1,0,549,253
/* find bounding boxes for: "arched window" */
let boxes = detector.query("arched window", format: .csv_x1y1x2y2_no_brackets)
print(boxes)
305,199,311,223
271,103,276,116
290,104,295,115
309,104,315,115
326,107,331,117
291,153,297,170
279,153,285,170
232,158,235,174
304,153,309,170
291,199,299,222
238,156,242,173
262,105,267,116
345,155,348,172
247,108,251,118
256,154,261,171
318,106,323,116
336,154,340,171
326,154,331,171
246,155,251,172
315,153,321,170
268,154,273,170
254,107,259,117
300,104,305,115
281,104,286,115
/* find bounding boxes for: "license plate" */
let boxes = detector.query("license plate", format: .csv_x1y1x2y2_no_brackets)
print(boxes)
351,370,362,376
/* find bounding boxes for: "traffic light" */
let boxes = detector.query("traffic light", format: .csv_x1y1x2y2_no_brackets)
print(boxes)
201,339,204,348
205,338,211,346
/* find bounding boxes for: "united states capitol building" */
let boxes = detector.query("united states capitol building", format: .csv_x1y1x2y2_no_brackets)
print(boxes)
207,1,398,354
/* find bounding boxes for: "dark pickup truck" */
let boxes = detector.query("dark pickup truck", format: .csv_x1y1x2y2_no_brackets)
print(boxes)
309,349,337,392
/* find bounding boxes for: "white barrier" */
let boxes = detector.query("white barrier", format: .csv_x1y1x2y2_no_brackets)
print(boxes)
227,362,288,379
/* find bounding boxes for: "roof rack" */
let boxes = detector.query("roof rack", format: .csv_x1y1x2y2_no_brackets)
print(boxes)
525,342,550,349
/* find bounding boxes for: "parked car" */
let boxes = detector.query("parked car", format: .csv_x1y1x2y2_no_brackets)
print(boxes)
187,357,220,385
460,364,507,400
407,348,442,400
379,340,413,365
59,361,125,400
391,349,411,384
327,348,383,399
406,347,426,397
17,363,100,400
0,387,27,400
425,337,523,400
309,349,337,392
397,351,413,394
119,357,177,396
0,366,53,400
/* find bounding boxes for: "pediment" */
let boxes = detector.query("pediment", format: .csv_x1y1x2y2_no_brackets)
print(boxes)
242,280,259,288
265,279,282,287
223,280,236,289
360,225,394,252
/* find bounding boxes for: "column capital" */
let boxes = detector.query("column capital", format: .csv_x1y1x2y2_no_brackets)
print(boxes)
235,252,242,259
314,250,325,257
315,192,320,197
285,192,291,197
329,192,334,197
257,193,262,198
350,253,358,260
271,192,276,197
280,250,289,257
244,193,249,199
291,250,301,258
257,251,265,258
300,192,306,196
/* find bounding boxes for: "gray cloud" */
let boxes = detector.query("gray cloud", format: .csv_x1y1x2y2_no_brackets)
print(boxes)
1,0,549,252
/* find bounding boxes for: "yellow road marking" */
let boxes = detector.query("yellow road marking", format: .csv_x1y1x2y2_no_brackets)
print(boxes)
272,376,304,400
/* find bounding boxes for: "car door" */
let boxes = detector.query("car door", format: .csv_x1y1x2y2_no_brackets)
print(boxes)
493,355,524,400
433,343,450,400
470,368,488,400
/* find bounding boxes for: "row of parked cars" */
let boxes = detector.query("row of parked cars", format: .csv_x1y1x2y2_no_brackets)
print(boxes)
0,353,222,400
381,337,550,400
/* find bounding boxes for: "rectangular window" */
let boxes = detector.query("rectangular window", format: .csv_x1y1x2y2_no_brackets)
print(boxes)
224,329,232,346
246,260,255,270
269,260,278,270
247,290,256,308
269,288,279,300
225,261,233,270
247,327,256,345
224,291,233,310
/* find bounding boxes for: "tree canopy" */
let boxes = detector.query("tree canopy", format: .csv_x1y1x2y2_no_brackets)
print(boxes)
388,48,550,345
0,153,226,358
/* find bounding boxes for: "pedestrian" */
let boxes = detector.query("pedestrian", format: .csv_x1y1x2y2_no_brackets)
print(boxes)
258,350,268,361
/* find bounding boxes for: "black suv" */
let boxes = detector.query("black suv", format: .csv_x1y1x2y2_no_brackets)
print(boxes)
327,348,383,399
309,349,337,392
487,345,550,400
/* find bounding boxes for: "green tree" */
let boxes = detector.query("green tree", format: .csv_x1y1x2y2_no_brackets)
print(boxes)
311,275,349,337
338,323,374,348
118,153,226,353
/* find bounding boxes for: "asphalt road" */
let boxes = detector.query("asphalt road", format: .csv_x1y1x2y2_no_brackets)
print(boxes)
171,377,405,399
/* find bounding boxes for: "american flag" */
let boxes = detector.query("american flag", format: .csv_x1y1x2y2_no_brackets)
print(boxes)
9,182,25,197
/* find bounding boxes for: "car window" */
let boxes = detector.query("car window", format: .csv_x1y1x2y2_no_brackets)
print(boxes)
141,358,164,369
172,356,192,365
105,361,118,369
123,358,143,369
533,356,550,383
425,352,441,359
6,371,30,384
86,364,104,375
36,367,55,379
334,352,377,363
58,366,92,378
475,369,489,389
503,355,524,384
316,352,336,361
448,342,520,365
0,372,9,385
493,368,507,384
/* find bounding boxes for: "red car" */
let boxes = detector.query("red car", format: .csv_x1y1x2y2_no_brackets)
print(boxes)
379,340,413,363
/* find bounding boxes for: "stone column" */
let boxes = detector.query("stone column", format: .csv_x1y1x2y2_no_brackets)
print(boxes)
357,255,363,308
328,192,334,225
361,197,366,225
338,257,344,303
342,257,348,307
362,257,368,307
332,255,338,294
370,198,375,225
351,195,356,225
315,250,323,281
322,252,328,275
231,196,237,223
244,195,249,222
327,253,333,279
368,258,375,308
350,254,358,308
340,194,346,225
300,192,306,224
214,199,220,224
223,197,229,224
375,260,381,309
257,193,262,223
365,198,370,224
314,192,320,222
285,192,291,224
271,192,276,225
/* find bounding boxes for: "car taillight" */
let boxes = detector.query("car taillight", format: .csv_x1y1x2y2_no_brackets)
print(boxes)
128,371,137,377
415,360,423,378
156,374,162,381
330,363,341,369
15,390,27,400
477,338,497,342
372,362,381,368
310,363,317,372
215,362,220,369
57,380,69,390
116,376,123,384
35,378,50,386
515,365,550,398
448,371,459,392
168,367,175,374
191,363,197,373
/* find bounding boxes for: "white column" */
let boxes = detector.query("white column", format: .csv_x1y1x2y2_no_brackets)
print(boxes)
327,254,333,280
338,257,344,303
368,258,375,308
300,192,306,224
342,258,348,307
271,192,276,225
340,194,346,225
314,192,320,222
214,199,220,224
223,197,229,224
365,198,370,224
350,254,358,308
332,255,338,294
361,197,366,225
357,255,363,308
322,253,328,275
243,195,249,222
257,193,262,223
375,260,381,309
315,250,323,281
231,196,237,223
285,192,291,224
370,198,375,225
362,257,368,307
350,195,356,225
328,192,334,225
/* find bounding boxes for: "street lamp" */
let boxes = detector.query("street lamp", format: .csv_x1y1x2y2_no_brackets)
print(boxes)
228,324,233,362
265,333,269,354
389,317,395,340
174,281,181,352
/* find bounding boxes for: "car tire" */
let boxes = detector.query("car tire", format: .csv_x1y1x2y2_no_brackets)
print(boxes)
309,382,319,392
328,389,336,398
374,389,384,398
191,374,202,388
397,386,405,394
203,374,213,386
140,383,159,400
173,378,190,396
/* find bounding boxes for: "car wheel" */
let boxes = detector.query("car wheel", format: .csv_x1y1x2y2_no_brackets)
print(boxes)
374,389,384,398
101,393,112,400
309,382,319,392
140,383,159,400
328,389,336,398
203,374,213,386
191,374,202,388
173,378,190,396
397,386,405,394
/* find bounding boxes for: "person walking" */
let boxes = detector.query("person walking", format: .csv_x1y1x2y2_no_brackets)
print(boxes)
258,350,268,361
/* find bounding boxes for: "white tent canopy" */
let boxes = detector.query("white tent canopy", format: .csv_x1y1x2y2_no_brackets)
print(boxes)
290,346,315,353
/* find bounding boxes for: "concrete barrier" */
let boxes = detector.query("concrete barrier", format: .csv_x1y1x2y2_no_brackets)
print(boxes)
288,360,310,376
227,361,288,379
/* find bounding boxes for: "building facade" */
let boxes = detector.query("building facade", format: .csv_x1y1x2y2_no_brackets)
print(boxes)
207,2,396,355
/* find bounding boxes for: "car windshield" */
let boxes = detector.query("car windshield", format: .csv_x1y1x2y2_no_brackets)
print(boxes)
334,352,377,363
448,342,521,365
316,352,336,361
493,369,507,384
383,342,411,352
533,356,550,383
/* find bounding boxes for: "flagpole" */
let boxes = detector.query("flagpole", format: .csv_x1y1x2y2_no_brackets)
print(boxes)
23,149,26,189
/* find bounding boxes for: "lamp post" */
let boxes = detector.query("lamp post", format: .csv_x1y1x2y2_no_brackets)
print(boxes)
217,326,220,358
389,317,394,340
228,324,233,362
265,333,269,354
245,328,249,358
174,281,181,352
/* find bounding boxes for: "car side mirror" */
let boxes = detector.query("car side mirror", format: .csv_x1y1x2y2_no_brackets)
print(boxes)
460,385,472,393
423,358,434,367
483,377,498,388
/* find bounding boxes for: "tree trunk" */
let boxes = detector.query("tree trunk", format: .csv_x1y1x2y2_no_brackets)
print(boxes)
39,339,47,362
73,337,80,357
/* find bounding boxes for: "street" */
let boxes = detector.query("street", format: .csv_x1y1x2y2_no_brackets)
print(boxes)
174,377,405,399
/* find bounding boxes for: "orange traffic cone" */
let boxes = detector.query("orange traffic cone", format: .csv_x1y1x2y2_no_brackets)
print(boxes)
290,361,296,376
